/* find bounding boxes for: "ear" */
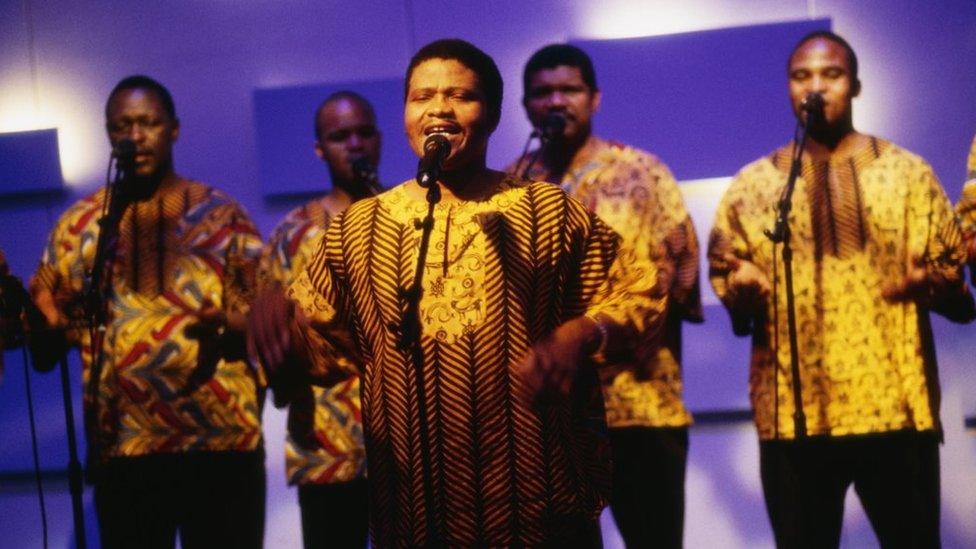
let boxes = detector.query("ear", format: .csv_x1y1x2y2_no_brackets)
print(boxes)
314,141,325,161
170,118,181,142
591,89,602,113
851,78,862,98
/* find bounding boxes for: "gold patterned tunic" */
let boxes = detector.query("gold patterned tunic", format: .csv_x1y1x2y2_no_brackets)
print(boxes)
258,196,365,485
31,180,264,459
512,137,701,429
286,178,665,546
958,134,976,283
708,138,973,440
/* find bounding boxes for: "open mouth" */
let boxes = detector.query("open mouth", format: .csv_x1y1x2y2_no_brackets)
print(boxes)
424,124,461,136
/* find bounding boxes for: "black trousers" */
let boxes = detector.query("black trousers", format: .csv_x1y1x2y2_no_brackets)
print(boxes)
760,430,940,549
608,426,689,549
298,478,369,549
94,450,266,549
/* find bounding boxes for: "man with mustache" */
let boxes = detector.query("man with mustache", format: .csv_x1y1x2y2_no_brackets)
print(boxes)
29,75,265,548
249,39,665,547
509,43,701,548
708,32,974,547
259,90,381,548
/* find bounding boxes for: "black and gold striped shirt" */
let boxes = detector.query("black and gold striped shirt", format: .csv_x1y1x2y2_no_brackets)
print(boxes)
287,177,664,546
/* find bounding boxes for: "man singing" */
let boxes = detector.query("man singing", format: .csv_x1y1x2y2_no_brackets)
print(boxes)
29,75,265,548
708,32,974,547
258,90,381,548
510,43,701,548
249,39,665,547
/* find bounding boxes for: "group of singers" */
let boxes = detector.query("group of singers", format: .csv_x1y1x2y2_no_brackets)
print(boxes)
1,31,975,549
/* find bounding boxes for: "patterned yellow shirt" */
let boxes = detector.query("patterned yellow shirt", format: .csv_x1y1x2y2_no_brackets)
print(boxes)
958,134,976,283
31,180,264,459
286,178,665,546
708,138,973,440
512,137,701,428
258,196,365,486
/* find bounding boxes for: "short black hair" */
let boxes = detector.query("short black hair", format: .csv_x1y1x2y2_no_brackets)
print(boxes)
789,31,860,84
404,38,503,130
523,43,598,95
314,90,376,142
105,75,177,121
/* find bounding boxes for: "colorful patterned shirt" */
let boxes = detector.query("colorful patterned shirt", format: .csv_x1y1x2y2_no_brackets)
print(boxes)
286,178,665,546
258,196,365,486
708,138,973,440
512,136,701,428
31,180,264,459
957,134,976,282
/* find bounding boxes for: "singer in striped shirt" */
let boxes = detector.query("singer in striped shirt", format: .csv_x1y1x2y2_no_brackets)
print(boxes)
258,90,381,549
249,39,666,547
708,31,974,548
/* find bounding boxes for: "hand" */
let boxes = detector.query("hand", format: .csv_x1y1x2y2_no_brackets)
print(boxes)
724,254,771,310
514,316,600,406
246,284,304,377
882,256,930,303
965,231,976,268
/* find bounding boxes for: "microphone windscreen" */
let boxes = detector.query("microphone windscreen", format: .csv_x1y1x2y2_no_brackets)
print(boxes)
542,113,566,138
423,134,450,155
113,138,136,159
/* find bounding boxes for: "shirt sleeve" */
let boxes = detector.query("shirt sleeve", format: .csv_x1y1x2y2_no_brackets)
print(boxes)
29,195,100,342
910,165,974,322
582,210,668,359
706,174,760,336
257,218,293,291
649,163,703,323
285,216,361,389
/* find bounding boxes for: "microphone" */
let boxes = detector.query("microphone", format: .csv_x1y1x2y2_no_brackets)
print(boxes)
539,113,566,142
113,138,137,163
801,93,825,121
351,156,383,196
416,134,451,188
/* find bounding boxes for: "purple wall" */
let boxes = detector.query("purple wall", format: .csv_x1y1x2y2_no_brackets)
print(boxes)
1,1,974,547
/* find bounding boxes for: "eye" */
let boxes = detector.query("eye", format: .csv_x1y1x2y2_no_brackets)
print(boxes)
790,69,811,81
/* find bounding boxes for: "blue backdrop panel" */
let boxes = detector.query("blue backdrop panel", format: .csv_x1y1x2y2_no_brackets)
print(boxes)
572,18,831,181
0,128,64,195
254,78,417,197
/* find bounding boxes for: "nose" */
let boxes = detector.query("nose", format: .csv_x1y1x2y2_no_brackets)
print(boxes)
128,122,147,143
547,91,567,109
347,133,364,152
809,75,827,94
427,94,454,117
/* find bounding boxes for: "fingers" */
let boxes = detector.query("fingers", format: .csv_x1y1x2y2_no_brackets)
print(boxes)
723,253,741,271
247,288,287,375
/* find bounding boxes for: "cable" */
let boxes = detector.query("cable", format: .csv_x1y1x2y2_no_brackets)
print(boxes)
22,343,49,549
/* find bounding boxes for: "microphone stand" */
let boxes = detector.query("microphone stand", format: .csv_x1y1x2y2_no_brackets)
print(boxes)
518,129,543,179
83,154,133,483
2,273,87,548
764,112,816,440
58,351,86,549
397,178,442,545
